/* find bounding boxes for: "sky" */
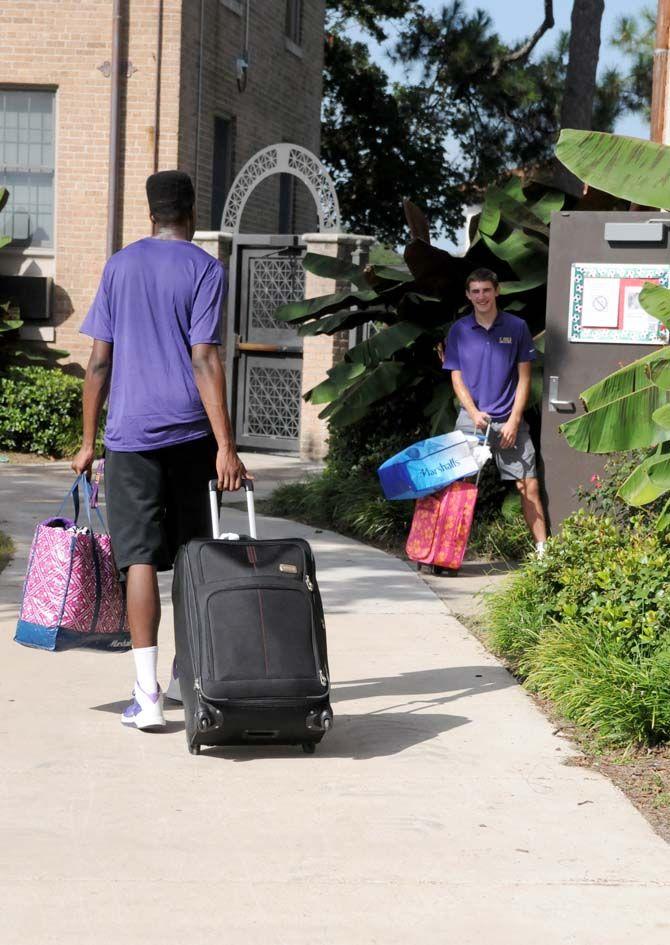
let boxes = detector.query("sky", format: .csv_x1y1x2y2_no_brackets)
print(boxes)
359,0,652,247
366,0,651,139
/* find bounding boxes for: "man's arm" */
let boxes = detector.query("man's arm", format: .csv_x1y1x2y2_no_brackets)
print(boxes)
71,339,113,476
498,361,532,449
191,343,249,491
451,370,490,432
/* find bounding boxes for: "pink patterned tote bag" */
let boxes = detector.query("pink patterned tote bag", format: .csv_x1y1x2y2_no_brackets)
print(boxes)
15,475,131,651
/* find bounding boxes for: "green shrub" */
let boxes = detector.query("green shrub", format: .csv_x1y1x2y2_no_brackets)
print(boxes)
266,473,414,551
0,365,85,456
486,503,670,745
526,620,670,746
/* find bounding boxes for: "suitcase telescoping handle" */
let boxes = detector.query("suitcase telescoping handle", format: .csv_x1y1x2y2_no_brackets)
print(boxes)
474,422,492,489
208,478,257,540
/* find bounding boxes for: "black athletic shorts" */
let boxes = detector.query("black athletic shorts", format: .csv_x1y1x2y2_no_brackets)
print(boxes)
105,434,218,573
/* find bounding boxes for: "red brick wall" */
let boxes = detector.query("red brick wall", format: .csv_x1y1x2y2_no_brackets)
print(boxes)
1,0,324,368
178,0,324,235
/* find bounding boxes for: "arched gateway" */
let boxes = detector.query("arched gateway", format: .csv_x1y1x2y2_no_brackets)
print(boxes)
221,143,341,233
220,144,341,453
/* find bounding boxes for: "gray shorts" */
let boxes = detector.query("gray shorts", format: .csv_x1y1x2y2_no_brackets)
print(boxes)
455,410,537,481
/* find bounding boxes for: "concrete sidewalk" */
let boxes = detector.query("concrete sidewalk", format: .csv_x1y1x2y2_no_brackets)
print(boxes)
1,457,670,945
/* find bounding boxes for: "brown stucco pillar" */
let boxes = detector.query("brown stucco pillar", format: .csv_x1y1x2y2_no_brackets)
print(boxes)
299,233,375,461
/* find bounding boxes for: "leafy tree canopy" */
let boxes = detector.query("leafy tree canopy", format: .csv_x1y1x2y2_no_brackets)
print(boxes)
323,1,651,245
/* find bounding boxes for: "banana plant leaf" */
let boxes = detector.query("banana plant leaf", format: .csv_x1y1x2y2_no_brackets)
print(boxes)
527,190,565,224
656,496,670,532
321,362,413,428
478,178,528,236
555,130,670,208
618,451,670,506
0,320,22,332
580,348,670,411
347,321,424,367
652,402,670,427
306,322,424,404
560,386,670,452
275,287,378,324
302,252,368,289
404,239,468,296
423,380,458,435
0,235,11,251
403,198,431,242
365,265,414,287
497,195,549,238
648,357,670,391
499,270,547,295
298,307,392,337
481,231,547,279
639,282,670,331
308,360,367,405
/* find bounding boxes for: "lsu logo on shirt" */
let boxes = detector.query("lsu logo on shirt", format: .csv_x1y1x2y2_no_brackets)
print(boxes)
498,336,513,344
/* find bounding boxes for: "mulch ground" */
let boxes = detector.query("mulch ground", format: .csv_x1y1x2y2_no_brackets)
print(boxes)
0,530,14,577
0,451,61,465
567,747,670,843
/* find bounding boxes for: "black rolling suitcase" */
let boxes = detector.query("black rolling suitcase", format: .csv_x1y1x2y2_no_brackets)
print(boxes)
172,478,333,756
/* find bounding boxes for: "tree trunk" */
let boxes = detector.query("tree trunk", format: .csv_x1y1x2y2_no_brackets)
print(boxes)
651,0,670,144
556,0,606,195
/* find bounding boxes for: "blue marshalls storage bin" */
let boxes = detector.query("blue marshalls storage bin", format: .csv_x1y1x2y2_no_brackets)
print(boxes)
377,431,480,500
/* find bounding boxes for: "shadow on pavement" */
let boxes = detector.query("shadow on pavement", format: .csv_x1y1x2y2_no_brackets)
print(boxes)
90,699,185,734
193,711,470,761
332,665,513,708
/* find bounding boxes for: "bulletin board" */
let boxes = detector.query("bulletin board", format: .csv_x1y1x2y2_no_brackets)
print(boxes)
568,263,670,345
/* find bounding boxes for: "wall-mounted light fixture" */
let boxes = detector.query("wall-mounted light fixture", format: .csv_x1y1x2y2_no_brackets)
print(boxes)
236,0,250,92
605,220,668,243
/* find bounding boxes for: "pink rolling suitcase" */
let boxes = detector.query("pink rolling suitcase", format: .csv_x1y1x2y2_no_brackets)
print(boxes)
405,424,489,574
405,480,478,574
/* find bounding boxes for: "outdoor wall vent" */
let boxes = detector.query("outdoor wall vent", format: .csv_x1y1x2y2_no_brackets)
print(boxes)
0,275,53,321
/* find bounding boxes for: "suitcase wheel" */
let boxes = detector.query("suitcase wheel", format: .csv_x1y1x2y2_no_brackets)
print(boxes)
189,743,201,755
302,741,316,754
416,563,422,573
431,565,444,576
197,712,212,732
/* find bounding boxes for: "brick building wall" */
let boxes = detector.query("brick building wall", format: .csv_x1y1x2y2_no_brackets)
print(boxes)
0,0,325,369
178,0,324,235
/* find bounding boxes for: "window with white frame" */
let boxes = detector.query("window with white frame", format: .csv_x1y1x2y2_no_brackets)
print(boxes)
285,0,303,46
0,89,55,248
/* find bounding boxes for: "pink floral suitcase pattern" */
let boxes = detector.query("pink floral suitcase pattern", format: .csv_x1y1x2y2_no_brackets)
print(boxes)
406,481,478,570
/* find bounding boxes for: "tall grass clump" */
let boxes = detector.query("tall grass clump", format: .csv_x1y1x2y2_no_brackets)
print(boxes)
485,456,670,747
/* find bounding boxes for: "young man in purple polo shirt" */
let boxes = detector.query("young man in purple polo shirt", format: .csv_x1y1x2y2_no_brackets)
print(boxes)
72,170,248,731
442,268,547,555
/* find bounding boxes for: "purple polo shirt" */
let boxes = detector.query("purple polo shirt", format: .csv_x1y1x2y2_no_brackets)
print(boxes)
80,237,226,451
443,310,536,420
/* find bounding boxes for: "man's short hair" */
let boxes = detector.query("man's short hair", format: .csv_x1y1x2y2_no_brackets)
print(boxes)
146,170,195,224
465,268,499,290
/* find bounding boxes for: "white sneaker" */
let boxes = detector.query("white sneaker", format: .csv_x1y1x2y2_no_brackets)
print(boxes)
121,682,166,730
164,657,182,704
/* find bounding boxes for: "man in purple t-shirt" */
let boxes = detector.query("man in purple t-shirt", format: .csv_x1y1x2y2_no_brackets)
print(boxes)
72,170,248,731
442,268,547,555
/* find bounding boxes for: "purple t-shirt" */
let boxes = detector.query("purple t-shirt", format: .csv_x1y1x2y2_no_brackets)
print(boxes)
81,238,226,451
443,311,536,420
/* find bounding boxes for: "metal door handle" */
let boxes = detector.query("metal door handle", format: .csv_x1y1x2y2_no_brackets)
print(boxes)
548,375,575,413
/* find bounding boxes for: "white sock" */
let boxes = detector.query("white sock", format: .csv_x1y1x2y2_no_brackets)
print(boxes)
133,646,158,694
536,541,546,558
